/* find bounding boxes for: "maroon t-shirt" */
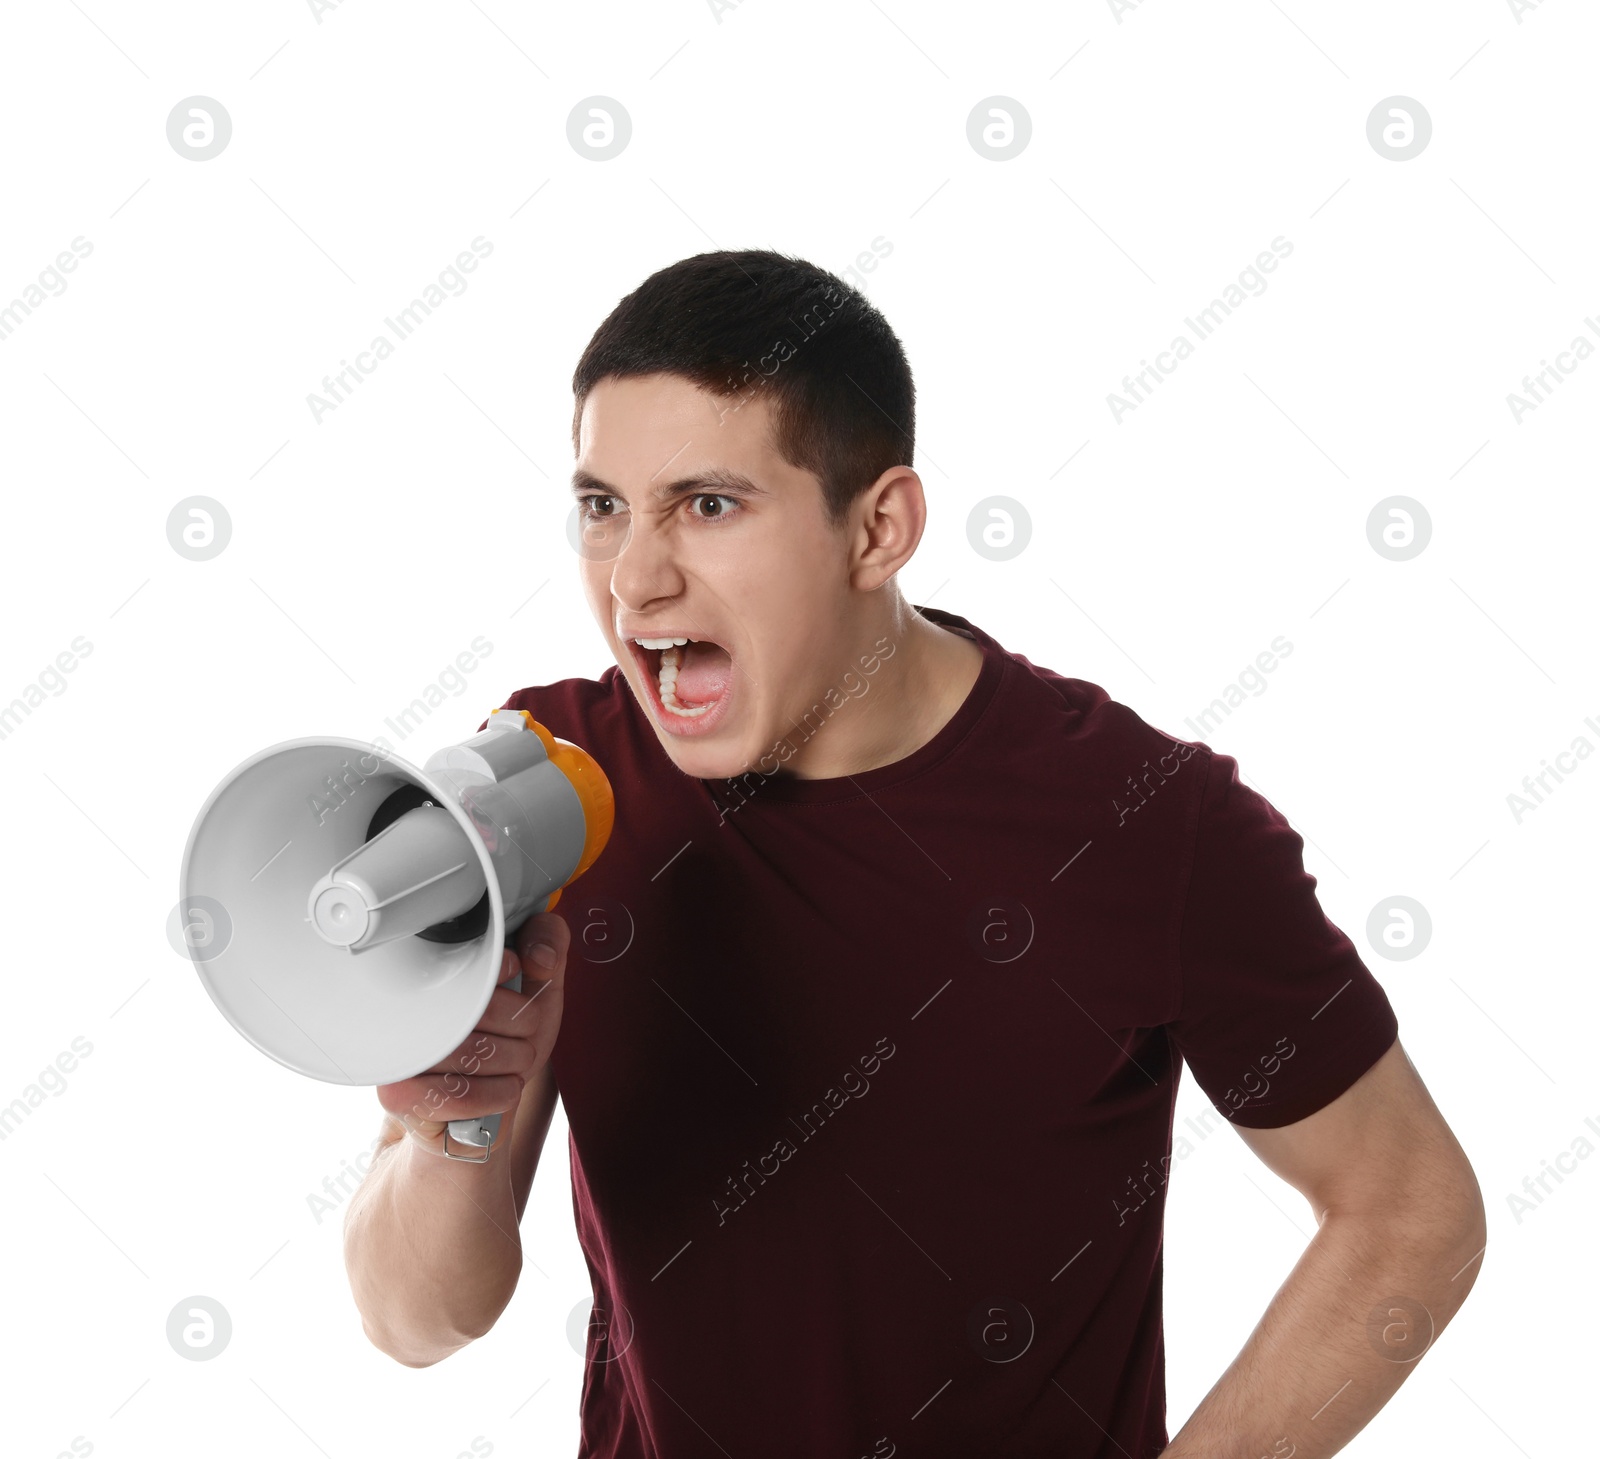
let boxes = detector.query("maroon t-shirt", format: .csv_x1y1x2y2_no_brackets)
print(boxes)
486,605,1398,1458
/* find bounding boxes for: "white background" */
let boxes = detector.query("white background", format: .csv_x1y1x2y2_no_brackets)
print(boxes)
1,1,1593,1456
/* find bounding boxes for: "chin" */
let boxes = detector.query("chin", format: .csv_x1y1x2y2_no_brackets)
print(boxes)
656,740,752,781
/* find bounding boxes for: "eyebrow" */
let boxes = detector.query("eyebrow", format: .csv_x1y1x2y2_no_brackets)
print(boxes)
570,466,771,503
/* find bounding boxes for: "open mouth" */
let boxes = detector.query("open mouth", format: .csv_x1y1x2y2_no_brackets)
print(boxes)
626,634,735,731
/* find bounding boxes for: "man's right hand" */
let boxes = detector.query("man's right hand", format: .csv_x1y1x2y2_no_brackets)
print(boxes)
375,909,570,1158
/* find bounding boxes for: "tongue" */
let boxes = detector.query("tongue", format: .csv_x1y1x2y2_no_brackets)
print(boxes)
673,640,732,707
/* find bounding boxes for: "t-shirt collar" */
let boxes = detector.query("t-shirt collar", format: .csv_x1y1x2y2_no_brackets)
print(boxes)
704,604,1006,805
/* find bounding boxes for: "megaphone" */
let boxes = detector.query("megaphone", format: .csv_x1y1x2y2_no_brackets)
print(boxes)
177,708,614,1160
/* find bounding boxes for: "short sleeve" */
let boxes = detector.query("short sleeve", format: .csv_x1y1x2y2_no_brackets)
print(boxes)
1167,748,1399,1129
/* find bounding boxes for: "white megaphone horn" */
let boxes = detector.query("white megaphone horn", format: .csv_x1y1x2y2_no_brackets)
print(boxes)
178,708,614,1160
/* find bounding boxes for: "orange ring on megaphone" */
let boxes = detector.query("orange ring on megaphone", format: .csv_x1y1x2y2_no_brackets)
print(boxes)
499,711,616,891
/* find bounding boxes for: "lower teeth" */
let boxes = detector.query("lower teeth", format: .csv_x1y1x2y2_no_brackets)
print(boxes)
657,644,714,718
661,689,712,718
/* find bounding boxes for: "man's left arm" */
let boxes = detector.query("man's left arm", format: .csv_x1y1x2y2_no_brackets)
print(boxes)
1161,1037,1486,1459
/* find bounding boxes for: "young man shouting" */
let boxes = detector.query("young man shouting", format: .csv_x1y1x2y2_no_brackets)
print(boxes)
344,250,1485,1458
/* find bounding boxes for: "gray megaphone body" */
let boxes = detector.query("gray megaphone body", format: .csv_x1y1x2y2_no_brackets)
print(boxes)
178,708,614,1160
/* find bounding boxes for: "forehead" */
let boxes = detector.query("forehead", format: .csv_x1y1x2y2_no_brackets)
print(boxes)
575,373,790,487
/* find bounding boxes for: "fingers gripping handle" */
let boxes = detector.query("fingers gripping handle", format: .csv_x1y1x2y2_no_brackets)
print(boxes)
442,949,524,1163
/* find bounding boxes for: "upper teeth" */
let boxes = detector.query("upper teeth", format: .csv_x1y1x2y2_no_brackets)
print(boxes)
635,636,691,649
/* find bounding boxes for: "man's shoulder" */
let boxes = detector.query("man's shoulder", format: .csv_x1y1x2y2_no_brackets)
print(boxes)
999,645,1212,774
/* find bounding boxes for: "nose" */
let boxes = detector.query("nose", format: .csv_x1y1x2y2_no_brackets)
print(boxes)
607,506,684,620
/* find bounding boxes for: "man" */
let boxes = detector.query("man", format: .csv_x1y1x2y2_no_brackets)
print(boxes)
344,250,1485,1457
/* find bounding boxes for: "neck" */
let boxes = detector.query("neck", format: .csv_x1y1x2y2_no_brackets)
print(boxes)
771,598,984,780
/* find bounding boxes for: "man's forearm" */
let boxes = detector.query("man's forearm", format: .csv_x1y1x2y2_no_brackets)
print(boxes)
1160,1198,1486,1458
343,1118,524,1367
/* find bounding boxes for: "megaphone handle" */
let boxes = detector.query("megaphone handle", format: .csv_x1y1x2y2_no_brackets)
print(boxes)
442,943,524,1162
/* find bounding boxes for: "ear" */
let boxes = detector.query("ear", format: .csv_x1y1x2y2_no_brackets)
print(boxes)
847,466,927,591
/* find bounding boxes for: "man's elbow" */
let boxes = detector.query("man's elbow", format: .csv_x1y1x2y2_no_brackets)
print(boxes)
1434,1152,1488,1293
1341,1145,1488,1303
359,1307,499,1369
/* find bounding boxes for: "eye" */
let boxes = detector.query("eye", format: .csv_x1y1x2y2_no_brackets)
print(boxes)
576,493,623,519
688,493,739,521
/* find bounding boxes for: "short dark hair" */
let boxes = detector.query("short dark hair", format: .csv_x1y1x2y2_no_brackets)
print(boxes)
571,249,914,529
